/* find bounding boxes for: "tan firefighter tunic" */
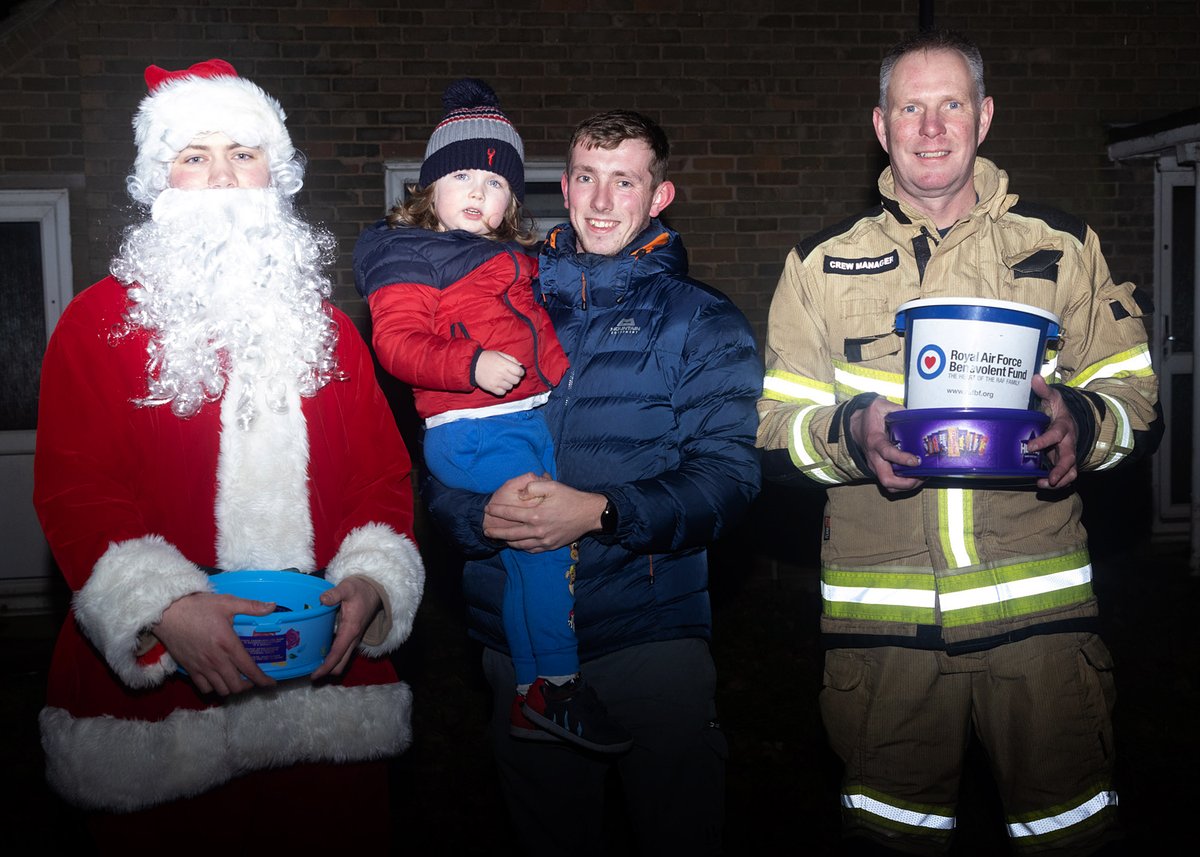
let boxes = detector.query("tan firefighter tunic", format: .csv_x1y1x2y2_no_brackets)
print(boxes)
757,158,1159,650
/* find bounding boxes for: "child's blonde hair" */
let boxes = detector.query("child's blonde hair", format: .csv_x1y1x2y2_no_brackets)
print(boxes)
386,182,537,249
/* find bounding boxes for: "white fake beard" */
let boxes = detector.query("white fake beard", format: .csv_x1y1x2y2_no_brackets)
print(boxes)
111,187,340,428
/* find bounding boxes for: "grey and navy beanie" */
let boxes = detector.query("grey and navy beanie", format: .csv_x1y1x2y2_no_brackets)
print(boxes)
418,79,525,202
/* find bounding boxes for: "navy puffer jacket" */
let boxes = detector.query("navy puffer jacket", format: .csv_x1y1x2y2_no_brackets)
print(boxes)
428,220,762,660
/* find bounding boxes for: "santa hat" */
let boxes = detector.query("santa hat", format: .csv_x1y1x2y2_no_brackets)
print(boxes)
128,59,295,205
418,79,525,202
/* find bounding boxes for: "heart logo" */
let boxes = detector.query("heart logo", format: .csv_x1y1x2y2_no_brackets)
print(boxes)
916,344,946,380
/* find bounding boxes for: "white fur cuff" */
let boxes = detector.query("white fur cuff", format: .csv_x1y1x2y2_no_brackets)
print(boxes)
325,524,424,655
73,535,212,688
41,681,413,812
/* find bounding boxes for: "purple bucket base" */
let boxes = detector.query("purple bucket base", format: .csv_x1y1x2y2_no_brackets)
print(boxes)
886,407,1050,480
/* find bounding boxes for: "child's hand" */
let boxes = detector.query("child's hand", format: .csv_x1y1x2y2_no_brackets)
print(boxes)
515,472,553,502
475,350,525,396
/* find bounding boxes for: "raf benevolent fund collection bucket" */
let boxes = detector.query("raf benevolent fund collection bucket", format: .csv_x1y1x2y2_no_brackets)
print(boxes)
887,298,1061,479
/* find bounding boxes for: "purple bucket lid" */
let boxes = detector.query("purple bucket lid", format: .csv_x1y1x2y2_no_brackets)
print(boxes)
885,407,1050,480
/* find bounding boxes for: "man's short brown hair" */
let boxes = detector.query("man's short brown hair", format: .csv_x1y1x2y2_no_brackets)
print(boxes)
567,110,670,185
879,30,986,110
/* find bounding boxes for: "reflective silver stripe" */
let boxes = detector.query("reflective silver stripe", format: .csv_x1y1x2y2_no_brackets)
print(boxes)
945,488,972,569
822,581,936,609
833,366,905,400
763,372,836,405
1074,347,1153,385
842,792,956,831
790,405,840,484
938,564,1093,613
1093,392,1131,471
1007,790,1118,838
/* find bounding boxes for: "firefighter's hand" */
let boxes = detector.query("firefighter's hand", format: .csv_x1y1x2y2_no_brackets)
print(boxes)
849,397,924,492
1027,375,1079,490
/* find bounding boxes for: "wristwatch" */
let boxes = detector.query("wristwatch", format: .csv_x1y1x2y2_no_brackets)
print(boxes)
599,497,618,535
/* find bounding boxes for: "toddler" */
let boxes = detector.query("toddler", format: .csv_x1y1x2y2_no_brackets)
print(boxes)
354,79,630,754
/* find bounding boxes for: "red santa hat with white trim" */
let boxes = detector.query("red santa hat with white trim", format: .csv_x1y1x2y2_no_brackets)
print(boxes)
129,59,295,205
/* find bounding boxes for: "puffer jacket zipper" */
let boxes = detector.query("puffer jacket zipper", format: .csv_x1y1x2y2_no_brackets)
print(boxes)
500,247,555,387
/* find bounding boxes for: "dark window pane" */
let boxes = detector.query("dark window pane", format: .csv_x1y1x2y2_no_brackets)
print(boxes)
0,221,46,431
1170,185,1194,353
524,180,564,230
1169,372,1193,507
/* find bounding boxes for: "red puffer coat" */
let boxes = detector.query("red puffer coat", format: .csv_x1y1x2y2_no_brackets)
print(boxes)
354,222,569,421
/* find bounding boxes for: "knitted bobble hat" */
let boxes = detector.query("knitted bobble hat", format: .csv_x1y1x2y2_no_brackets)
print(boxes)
418,78,525,202
129,59,294,205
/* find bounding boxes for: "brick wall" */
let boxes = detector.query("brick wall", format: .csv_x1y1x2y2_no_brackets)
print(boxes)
1,0,1197,340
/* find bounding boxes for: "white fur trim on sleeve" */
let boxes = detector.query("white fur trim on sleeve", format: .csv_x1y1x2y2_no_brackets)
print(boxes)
73,535,212,688
325,524,424,656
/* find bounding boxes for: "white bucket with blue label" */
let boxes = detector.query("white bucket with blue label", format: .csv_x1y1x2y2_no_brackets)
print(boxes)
894,298,1060,410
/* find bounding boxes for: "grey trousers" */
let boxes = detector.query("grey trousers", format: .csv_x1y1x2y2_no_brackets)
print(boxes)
483,638,728,857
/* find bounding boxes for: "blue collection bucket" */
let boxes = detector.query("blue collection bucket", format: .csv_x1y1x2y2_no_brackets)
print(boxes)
208,570,338,680
894,298,1061,411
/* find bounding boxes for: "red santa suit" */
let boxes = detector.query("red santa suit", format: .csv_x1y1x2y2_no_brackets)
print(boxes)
33,275,424,812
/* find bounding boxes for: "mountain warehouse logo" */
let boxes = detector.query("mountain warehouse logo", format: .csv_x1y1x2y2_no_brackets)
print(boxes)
609,317,641,335
823,251,899,275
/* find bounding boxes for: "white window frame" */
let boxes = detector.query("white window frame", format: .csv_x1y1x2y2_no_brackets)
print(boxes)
1153,158,1197,532
0,189,73,455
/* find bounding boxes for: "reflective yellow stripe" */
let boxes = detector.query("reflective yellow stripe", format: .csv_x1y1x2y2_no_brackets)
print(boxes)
1092,391,1131,471
1061,345,1150,471
761,370,841,483
831,360,905,403
762,369,835,405
789,405,840,484
937,550,1092,627
938,488,979,569
765,363,906,404
1007,789,1117,839
822,568,937,624
824,550,1093,627
940,566,1092,613
1067,344,1153,388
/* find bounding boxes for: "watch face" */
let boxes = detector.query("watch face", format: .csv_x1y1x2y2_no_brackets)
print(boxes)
601,500,617,534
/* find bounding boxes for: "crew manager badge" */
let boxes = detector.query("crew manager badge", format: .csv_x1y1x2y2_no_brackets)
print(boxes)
823,251,900,275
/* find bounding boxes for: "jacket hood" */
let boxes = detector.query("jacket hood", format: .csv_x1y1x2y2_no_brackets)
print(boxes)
537,219,687,307
353,219,526,299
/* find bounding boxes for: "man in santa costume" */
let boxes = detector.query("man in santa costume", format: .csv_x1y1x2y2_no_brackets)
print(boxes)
33,60,424,840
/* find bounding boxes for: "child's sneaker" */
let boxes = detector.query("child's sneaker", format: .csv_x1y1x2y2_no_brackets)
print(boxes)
509,692,559,743
522,676,633,754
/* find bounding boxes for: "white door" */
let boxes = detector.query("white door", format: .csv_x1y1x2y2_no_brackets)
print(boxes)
0,190,73,611
1152,160,1194,534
